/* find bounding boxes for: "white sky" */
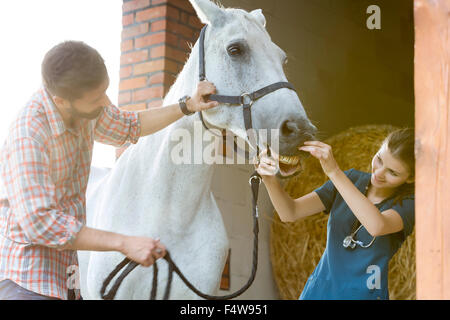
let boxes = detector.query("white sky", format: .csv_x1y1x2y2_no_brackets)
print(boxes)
0,0,123,168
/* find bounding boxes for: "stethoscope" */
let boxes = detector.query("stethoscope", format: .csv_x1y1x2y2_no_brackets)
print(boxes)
343,224,377,249
342,178,381,250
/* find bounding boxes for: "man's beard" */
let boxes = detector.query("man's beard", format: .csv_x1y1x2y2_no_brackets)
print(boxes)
67,103,104,120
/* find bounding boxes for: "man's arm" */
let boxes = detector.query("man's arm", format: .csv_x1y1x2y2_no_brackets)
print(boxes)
137,103,184,137
61,226,165,267
4,136,165,267
4,136,84,248
138,81,219,137
94,81,218,146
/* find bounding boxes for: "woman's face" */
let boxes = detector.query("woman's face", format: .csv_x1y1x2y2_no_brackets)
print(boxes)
370,143,413,189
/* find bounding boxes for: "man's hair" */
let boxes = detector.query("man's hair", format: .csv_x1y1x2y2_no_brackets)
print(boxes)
42,41,107,101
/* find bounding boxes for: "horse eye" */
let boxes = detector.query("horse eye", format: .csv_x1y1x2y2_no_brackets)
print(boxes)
227,45,242,56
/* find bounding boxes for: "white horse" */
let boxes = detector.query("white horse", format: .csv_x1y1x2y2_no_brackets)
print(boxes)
79,0,316,299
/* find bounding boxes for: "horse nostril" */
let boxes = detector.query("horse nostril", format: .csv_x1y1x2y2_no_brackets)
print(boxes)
309,123,318,138
280,120,298,137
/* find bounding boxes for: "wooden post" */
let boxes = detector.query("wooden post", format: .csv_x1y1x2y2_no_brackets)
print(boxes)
415,0,450,299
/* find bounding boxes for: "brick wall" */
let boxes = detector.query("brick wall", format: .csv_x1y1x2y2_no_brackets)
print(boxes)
117,0,203,157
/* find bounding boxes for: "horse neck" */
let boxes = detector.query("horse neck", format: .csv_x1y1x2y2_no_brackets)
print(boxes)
152,41,216,205
163,41,199,106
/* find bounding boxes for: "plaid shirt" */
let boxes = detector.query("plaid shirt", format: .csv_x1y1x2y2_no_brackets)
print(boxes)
0,86,141,299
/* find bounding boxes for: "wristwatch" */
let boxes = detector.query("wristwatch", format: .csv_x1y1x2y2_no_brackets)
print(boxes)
179,95,195,116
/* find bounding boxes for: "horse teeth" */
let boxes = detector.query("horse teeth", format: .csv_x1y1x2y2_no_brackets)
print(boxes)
279,155,300,165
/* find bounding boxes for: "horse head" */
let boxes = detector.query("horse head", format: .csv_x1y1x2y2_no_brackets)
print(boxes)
189,0,317,177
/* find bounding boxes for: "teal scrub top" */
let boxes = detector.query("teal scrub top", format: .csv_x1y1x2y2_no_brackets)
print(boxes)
299,169,415,300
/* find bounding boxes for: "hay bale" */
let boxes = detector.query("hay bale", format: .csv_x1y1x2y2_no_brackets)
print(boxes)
269,125,416,300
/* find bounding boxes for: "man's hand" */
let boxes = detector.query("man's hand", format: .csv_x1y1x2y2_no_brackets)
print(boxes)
121,236,166,267
187,80,219,112
60,226,166,268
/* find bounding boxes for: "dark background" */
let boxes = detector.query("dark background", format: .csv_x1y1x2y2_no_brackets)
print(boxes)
220,0,415,139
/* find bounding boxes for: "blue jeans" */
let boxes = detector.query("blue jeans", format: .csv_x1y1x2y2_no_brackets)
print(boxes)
0,279,60,300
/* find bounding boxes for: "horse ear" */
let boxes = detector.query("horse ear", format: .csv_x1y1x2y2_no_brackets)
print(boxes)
250,9,266,28
189,0,226,26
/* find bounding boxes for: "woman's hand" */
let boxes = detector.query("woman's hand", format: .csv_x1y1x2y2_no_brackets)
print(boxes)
299,141,341,177
255,148,278,180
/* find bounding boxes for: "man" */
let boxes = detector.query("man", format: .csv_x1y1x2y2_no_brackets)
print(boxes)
0,41,219,300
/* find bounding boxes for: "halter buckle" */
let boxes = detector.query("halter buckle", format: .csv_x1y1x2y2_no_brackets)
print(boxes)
249,175,261,186
240,93,254,107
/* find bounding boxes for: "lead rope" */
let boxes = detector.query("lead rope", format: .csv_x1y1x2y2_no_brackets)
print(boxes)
100,170,262,300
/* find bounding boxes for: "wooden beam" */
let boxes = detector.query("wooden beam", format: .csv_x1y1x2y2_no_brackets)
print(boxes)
415,0,450,299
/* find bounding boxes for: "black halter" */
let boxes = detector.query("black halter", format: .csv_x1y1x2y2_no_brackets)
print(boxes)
197,25,296,158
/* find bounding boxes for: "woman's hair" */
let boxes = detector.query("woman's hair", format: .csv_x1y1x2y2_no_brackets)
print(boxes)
42,41,107,101
383,128,415,205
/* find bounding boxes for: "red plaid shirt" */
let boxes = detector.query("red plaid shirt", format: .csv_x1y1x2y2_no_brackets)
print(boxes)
0,86,141,299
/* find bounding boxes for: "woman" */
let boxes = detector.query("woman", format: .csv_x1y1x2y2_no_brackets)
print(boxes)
257,128,415,300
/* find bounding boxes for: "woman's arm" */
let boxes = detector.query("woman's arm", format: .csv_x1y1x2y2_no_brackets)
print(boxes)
256,149,326,222
262,176,325,222
328,170,404,236
300,141,404,237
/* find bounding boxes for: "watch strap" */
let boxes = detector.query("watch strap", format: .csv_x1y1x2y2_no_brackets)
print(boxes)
179,95,194,116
